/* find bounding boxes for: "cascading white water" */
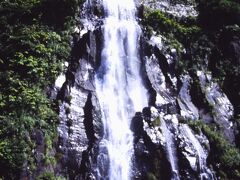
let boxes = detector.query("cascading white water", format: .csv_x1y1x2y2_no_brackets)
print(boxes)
161,119,180,180
95,0,148,179
181,124,215,179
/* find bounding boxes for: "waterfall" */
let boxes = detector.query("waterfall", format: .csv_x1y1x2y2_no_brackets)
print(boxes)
95,0,148,179
161,119,180,180
181,124,215,179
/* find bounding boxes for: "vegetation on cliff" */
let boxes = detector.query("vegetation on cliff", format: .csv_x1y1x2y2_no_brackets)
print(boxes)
0,0,239,179
0,0,83,178
188,120,240,178
142,0,240,179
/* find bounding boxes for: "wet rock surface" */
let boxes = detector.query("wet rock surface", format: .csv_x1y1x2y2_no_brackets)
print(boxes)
54,0,239,179
56,1,104,177
138,0,198,17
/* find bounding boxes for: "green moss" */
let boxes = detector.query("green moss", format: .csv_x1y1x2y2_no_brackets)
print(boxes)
36,172,66,180
56,176,67,180
153,117,161,126
43,155,56,166
187,120,202,134
36,172,55,180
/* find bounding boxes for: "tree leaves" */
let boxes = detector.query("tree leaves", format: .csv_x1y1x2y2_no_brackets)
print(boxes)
0,0,80,178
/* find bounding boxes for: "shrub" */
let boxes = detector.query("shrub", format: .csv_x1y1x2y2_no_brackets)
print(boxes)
187,120,240,179
142,9,201,42
0,0,83,178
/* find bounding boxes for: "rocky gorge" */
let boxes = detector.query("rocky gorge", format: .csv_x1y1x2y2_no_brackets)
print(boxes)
0,0,240,179
53,0,240,179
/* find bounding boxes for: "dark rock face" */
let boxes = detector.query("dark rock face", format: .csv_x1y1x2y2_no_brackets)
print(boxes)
55,1,104,177
129,31,234,179
131,112,144,141
209,28,240,116
222,36,240,115
131,111,172,180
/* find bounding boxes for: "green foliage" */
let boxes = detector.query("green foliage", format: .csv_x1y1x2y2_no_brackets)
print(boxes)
187,119,203,134
143,9,201,42
187,120,240,179
1,0,41,8
43,155,56,166
142,3,240,179
1,25,70,86
142,8,202,70
0,0,82,178
0,115,33,177
36,172,55,180
203,125,240,167
36,172,66,180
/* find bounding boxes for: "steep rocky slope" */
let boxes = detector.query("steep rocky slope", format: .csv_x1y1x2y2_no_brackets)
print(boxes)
0,0,239,179
55,0,240,179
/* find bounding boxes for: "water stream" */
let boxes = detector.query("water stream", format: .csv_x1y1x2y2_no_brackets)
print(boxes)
181,124,215,179
161,119,180,180
95,0,148,179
